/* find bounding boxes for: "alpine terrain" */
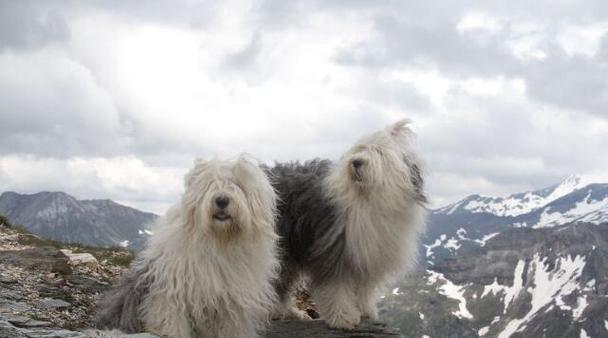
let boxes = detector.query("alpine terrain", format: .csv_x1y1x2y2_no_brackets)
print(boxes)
379,175,608,338
0,192,157,252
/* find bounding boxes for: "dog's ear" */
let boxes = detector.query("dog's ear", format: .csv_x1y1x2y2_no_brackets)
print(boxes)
184,158,208,188
387,119,413,138
233,155,261,184
234,155,277,226
409,159,427,204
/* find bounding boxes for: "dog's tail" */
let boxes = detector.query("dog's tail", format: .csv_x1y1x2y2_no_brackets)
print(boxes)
94,260,153,333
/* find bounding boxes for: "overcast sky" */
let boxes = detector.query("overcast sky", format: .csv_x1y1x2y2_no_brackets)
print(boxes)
1,0,607,213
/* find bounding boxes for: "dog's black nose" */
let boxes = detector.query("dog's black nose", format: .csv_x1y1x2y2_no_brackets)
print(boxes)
352,159,364,169
215,197,229,209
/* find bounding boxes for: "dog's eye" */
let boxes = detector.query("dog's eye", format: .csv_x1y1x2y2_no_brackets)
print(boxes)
233,181,246,194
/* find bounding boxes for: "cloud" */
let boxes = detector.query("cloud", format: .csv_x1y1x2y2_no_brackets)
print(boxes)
0,155,183,213
0,51,124,157
0,1,70,51
0,0,607,212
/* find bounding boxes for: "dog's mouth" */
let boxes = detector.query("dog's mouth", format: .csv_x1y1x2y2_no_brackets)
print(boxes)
212,212,232,222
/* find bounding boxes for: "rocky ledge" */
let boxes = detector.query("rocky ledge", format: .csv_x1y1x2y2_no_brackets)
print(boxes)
1,221,402,338
266,320,401,337
1,318,401,338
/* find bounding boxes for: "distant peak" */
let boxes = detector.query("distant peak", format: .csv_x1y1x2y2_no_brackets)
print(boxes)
559,174,582,186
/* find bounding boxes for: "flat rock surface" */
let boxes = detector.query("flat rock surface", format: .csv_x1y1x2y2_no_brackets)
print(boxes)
265,320,402,338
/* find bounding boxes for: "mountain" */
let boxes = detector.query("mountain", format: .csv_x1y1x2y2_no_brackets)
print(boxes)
0,191,157,252
423,175,608,264
377,175,608,337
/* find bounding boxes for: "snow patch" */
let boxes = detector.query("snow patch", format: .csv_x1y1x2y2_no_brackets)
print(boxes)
424,238,443,258
580,328,590,338
475,232,500,247
444,237,461,250
119,240,130,248
535,191,608,228
460,175,604,218
572,296,588,319
503,260,525,310
498,254,586,338
427,271,473,319
482,278,505,298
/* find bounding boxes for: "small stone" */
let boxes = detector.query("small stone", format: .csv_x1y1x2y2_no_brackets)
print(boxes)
24,328,88,338
6,315,30,325
0,276,18,284
11,319,51,328
39,298,71,310
59,250,98,267
0,288,24,301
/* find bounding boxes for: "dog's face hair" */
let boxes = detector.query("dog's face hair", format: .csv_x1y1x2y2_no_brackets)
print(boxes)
181,156,277,240
334,119,427,204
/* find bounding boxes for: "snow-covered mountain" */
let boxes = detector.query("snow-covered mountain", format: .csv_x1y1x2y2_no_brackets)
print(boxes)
436,175,599,218
379,175,608,337
381,223,608,338
424,175,608,263
0,191,157,251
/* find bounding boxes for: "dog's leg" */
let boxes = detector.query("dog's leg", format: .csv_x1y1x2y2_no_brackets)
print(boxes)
273,293,310,320
313,278,360,330
272,265,310,320
356,281,380,320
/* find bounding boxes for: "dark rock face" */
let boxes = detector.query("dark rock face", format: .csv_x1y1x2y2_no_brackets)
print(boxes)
384,177,608,337
0,191,158,251
380,223,608,338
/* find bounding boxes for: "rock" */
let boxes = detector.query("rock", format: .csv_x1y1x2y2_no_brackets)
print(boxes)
22,328,88,338
0,288,24,301
265,320,402,338
66,275,110,293
39,298,72,310
4,314,52,328
0,299,32,313
5,314,31,326
15,319,52,328
0,247,72,275
83,330,161,338
0,275,18,284
59,250,98,267
1,314,87,338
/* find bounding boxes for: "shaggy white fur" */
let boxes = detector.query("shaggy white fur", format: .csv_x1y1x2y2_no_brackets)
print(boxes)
319,120,427,328
136,157,278,338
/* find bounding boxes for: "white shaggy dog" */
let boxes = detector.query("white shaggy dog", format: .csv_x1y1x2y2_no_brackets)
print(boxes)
96,156,279,338
271,120,427,329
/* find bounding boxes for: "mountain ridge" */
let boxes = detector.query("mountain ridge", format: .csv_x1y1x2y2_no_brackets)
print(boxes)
0,191,157,252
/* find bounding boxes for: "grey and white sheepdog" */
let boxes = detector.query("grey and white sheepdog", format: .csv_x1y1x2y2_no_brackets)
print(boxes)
96,156,279,338
270,120,427,329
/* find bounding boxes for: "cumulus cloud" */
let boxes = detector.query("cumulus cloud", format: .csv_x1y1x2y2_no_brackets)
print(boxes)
0,155,184,213
0,0,607,212
0,1,69,51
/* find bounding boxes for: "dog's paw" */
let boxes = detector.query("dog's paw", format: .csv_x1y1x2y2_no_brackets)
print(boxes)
325,312,361,330
272,306,312,321
286,307,312,320
360,305,379,321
